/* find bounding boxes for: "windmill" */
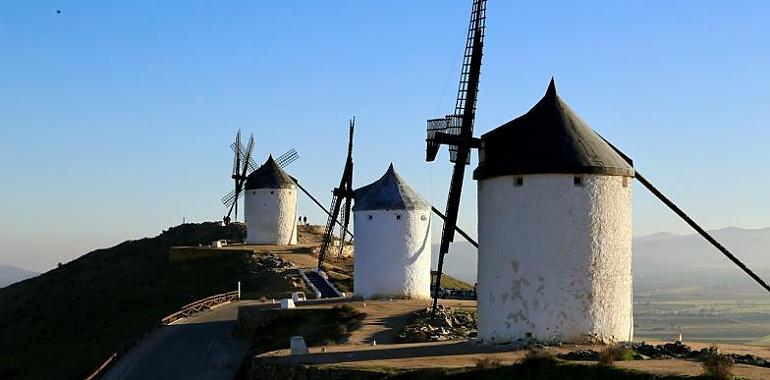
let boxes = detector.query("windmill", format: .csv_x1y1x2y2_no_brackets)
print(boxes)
221,130,299,224
317,118,355,272
425,0,486,316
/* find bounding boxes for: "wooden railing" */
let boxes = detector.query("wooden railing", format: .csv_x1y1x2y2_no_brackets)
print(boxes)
84,289,239,379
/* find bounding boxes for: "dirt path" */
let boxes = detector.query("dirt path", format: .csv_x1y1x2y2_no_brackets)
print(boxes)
345,299,476,345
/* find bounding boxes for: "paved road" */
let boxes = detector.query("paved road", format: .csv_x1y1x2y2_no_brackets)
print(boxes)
102,302,250,380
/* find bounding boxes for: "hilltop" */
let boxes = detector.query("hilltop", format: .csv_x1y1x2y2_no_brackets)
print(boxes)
0,222,294,380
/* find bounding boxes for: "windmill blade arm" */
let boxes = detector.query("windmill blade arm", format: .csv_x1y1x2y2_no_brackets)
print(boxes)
598,133,770,294
275,148,299,168
231,144,241,176
222,189,236,206
633,172,770,293
292,178,353,239
247,157,259,173
240,135,255,178
221,187,245,208
336,197,353,259
225,195,237,218
431,206,477,248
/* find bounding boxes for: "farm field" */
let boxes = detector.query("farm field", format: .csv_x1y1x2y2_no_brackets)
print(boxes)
634,285,770,345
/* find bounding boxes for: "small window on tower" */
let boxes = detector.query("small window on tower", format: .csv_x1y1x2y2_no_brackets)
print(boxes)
252,191,256,195
421,215,427,221
574,176,583,186
368,215,373,220
622,176,629,188
396,214,401,220
270,190,275,194
514,177,524,187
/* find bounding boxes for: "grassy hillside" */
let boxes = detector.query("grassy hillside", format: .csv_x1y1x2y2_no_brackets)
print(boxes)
431,272,474,291
0,222,282,380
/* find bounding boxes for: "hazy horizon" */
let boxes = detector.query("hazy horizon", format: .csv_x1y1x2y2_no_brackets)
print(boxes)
434,225,770,288
6,222,769,276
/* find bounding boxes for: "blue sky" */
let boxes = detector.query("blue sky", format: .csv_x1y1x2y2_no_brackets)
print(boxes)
1,1,768,272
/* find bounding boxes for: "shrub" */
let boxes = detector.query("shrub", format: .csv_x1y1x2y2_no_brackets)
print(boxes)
702,345,734,380
520,349,557,369
475,357,502,370
598,344,635,365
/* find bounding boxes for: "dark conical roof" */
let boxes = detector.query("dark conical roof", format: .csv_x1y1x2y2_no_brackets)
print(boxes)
353,164,429,211
245,155,296,190
473,78,634,180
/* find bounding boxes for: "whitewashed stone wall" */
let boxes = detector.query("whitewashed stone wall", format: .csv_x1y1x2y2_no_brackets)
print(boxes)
353,209,432,299
476,174,632,343
245,187,298,245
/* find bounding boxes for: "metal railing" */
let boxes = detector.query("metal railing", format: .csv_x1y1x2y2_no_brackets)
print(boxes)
84,289,239,379
160,291,239,325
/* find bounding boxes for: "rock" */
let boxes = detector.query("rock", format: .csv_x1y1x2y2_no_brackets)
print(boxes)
396,307,478,343
728,353,770,368
252,252,294,273
661,341,691,356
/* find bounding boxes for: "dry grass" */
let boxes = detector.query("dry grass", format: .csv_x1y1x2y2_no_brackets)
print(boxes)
520,349,558,368
599,344,636,366
431,272,474,291
474,357,502,370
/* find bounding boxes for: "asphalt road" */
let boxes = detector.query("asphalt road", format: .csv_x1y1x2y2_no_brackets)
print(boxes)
102,302,250,380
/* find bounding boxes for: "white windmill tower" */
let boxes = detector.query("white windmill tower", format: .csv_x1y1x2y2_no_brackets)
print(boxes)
473,79,635,343
244,155,299,245
352,164,432,299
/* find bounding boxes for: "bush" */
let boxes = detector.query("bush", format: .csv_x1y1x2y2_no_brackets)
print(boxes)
598,344,636,365
475,357,502,370
520,349,557,369
702,345,734,380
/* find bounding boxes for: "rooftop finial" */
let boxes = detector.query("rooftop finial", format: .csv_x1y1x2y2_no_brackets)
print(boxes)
545,77,557,98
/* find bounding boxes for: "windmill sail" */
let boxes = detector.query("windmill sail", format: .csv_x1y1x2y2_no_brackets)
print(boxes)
426,0,486,316
317,118,355,272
